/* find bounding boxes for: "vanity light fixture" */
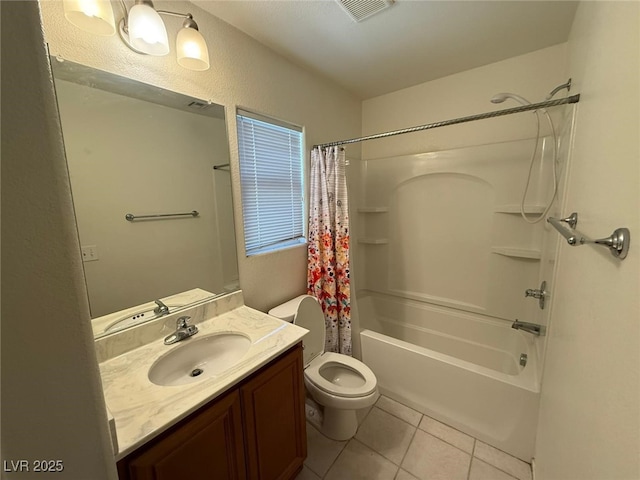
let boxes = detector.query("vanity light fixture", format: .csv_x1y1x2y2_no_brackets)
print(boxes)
63,0,210,71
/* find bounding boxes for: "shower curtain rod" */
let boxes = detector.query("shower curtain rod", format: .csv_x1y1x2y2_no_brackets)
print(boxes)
313,94,580,149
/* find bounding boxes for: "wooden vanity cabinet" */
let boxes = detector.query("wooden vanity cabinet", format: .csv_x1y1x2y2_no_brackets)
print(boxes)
117,343,306,480
241,343,307,480
117,390,246,480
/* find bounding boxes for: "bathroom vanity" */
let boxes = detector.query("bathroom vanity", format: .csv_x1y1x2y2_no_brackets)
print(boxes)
97,291,308,480
117,344,305,479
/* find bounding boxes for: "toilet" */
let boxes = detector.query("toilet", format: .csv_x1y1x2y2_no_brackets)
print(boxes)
269,295,378,440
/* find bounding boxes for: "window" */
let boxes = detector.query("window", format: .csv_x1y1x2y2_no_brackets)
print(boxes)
236,109,305,256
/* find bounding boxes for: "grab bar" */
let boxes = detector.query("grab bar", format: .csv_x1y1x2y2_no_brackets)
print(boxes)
125,210,199,221
547,212,630,260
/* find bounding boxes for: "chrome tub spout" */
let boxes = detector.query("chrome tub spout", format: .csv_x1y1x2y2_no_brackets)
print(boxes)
512,319,546,336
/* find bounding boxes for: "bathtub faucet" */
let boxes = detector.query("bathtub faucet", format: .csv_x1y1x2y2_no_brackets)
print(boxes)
512,319,546,336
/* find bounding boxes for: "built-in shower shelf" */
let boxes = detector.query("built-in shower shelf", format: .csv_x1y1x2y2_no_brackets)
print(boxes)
358,238,389,245
491,247,541,259
357,207,389,213
494,204,546,214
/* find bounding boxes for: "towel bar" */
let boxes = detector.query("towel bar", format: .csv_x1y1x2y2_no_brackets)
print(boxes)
125,210,199,221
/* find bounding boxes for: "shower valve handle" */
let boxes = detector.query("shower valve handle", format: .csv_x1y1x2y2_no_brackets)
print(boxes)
524,281,547,310
524,289,544,299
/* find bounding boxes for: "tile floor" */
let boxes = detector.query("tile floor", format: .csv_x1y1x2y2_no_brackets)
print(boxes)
296,395,532,480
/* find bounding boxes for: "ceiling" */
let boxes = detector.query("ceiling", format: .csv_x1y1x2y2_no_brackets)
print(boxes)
192,1,578,99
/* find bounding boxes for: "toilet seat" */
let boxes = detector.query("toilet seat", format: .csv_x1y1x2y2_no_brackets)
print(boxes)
305,352,377,398
269,294,378,400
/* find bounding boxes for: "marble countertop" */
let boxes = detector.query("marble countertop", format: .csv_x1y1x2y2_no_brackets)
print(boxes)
99,302,307,460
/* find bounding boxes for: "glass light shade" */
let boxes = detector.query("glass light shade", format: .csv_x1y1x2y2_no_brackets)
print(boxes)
176,27,210,71
63,0,115,36
127,3,169,56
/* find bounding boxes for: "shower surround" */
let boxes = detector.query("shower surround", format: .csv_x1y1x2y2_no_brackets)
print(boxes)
355,114,575,461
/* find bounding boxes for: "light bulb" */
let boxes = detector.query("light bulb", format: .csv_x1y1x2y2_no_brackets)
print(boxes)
127,3,169,56
176,24,210,71
63,0,115,36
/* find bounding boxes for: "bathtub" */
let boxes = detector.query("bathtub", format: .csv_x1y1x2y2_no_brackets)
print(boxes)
358,292,540,461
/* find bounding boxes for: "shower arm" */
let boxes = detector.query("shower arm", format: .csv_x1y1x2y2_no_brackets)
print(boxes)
547,79,572,100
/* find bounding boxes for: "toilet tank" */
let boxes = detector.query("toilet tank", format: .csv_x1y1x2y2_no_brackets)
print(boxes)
269,294,325,367
268,294,311,323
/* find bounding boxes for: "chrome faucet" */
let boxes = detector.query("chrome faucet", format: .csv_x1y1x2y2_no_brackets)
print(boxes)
154,299,170,317
164,316,198,345
512,319,546,336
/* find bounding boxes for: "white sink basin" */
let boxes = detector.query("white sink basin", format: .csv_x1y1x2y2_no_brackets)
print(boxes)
148,332,252,386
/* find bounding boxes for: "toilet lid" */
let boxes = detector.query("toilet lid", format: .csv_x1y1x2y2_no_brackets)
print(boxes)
305,352,378,398
293,296,326,366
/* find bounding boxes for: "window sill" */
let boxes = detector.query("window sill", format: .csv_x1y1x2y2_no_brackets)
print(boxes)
246,238,307,257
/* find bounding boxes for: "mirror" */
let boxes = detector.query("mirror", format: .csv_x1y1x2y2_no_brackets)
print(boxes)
50,58,239,338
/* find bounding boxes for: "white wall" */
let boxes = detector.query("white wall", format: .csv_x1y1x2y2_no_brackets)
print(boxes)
40,0,362,313
361,44,568,159
1,2,117,478
534,3,640,478
56,79,232,316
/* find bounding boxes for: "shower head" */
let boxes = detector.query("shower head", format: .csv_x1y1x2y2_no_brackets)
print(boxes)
490,93,532,106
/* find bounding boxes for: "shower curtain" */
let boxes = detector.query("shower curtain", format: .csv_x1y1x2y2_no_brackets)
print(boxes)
307,146,352,355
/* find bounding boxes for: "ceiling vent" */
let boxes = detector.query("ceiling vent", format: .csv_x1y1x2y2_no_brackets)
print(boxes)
336,0,394,22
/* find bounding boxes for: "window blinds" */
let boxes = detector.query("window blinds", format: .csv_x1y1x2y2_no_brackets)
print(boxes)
236,110,305,256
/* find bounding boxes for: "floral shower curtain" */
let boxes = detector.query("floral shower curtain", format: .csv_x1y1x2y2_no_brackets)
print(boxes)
307,146,352,355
